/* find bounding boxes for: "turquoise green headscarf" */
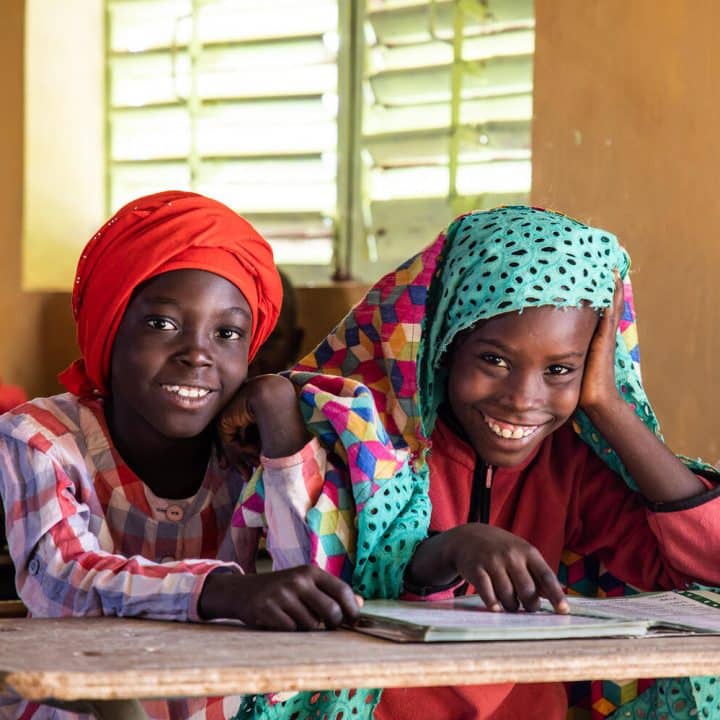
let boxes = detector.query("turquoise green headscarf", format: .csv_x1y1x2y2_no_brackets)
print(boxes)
418,205,662,491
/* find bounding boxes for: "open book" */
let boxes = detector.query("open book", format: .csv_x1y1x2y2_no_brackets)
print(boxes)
352,589,720,642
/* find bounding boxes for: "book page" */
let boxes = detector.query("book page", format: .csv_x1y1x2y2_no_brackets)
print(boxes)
558,590,720,632
360,596,647,633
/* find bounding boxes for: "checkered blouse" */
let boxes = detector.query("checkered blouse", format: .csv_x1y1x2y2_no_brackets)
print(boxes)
0,393,326,720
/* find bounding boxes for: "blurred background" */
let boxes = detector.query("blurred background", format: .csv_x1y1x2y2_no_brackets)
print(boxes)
1,0,718,461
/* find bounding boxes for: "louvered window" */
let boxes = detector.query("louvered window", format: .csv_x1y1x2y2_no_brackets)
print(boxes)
106,0,534,281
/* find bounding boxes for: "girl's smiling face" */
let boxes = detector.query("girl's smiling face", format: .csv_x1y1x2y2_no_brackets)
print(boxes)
109,269,252,447
446,305,598,467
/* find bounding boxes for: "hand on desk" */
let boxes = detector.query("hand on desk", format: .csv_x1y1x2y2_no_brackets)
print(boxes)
407,524,569,614
198,565,362,630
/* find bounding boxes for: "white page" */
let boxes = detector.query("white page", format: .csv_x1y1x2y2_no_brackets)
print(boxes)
361,596,642,631
559,590,720,632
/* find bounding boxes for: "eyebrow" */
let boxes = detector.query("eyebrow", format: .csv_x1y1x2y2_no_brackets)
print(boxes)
472,337,587,361
142,297,252,321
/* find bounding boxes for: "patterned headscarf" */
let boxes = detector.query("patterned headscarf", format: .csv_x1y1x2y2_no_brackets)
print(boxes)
58,190,282,398
417,205,652,488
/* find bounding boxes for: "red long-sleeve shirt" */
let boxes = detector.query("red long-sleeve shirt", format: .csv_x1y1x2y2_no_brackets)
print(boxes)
377,419,720,720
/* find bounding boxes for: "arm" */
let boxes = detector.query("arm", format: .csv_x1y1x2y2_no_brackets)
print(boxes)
579,276,706,503
565,438,720,590
222,374,432,602
209,375,362,629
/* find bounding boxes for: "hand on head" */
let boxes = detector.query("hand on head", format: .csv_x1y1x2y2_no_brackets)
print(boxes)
199,565,362,630
579,272,625,414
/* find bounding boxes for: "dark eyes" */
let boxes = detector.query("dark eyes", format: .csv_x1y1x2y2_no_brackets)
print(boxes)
145,317,244,341
147,317,176,331
480,353,507,368
215,328,244,341
479,354,575,377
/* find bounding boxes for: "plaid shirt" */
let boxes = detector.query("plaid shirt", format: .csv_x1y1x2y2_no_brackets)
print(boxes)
0,393,326,720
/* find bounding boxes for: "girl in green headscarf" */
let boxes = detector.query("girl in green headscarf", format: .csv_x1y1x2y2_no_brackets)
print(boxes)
230,206,720,720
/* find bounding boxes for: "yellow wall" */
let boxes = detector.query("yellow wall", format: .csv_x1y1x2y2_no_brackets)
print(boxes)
0,1,47,397
532,0,719,461
23,0,104,291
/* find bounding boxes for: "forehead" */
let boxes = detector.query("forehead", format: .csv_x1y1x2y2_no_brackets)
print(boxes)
130,269,251,315
459,304,598,350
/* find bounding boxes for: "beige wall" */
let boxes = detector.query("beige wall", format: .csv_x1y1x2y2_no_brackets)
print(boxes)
0,1,47,397
23,0,104,291
532,0,719,461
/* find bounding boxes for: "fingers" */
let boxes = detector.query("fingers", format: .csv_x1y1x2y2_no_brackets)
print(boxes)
242,567,360,631
527,551,569,614
601,271,624,334
257,602,304,632
471,569,502,612
217,408,254,446
313,569,362,626
452,526,567,614
475,561,566,614
217,391,256,445
506,561,541,612
613,271,625,318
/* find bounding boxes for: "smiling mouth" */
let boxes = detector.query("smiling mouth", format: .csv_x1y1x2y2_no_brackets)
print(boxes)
482,413,542,440
160,384,215,406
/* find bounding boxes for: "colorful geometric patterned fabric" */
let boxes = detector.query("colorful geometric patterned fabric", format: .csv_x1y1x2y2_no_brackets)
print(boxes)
233,374,430,596
232,376,431,719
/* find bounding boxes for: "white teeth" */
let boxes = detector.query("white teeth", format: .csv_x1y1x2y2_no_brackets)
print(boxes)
162,385,210,399
484,415,539,440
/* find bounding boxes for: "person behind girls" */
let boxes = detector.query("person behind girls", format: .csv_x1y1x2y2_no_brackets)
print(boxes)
247,269,304,378
0,190,362,720
251,205,720,720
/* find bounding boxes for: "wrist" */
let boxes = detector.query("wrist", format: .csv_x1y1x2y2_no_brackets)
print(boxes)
581,391,626,426
249,377,310,458
407,531,460,588
198,570,241,620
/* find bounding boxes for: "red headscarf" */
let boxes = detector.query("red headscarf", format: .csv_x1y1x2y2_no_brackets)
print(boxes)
59,190,282,398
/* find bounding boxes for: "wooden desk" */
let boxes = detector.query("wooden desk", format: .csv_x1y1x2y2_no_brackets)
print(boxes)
1,617,720,703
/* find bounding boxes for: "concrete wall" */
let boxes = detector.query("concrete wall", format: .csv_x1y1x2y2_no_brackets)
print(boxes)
532,0,719,461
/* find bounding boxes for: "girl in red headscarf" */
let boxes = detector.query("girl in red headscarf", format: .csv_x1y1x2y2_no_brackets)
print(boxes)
0,191,361,720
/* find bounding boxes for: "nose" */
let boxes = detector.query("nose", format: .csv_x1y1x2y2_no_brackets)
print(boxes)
175,327,213,367
501,370,544,412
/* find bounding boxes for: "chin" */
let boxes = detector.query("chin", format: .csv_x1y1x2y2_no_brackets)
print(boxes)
472,437,545,469
156,416,215,440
